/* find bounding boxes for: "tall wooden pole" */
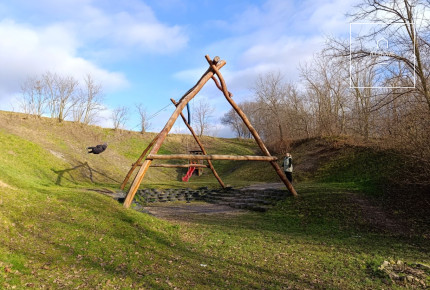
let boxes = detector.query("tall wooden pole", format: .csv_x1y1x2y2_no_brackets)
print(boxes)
120,133,160,190
123,58,226,208
205,55,298,197
170,98,226,188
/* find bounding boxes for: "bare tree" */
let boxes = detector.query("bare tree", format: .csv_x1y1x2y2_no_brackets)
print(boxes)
252,71,316,143
19,76,46,117
136,103,151,133
252,72,289,142
42,72,79,122
72,94,86,123
19,72,106,125
284,86,315,139
57,75,79,123
73,74,104,124
300,54,349,137
193,99,215,137
221,108,244,138
43,71,58,119
112,106,129,130
222,101,261,139
328,0,430,113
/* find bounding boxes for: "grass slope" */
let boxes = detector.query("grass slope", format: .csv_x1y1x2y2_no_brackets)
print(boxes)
0,111,429,288
0,111,277,188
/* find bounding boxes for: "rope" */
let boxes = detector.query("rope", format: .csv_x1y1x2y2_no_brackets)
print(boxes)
129,102,174,132
186,103,191,125
147,102,173,121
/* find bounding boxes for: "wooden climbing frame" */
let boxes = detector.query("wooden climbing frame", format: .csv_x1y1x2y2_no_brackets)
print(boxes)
121,55,297,208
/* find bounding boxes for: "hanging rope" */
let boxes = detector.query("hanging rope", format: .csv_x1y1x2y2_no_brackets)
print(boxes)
186,103,191,125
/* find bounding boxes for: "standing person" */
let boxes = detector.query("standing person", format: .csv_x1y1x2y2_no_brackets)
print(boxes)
283,153,293,184
87,142,108,154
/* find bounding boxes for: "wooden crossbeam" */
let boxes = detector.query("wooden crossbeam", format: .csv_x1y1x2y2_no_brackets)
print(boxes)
205,55,297,197
122,54,297,209
122,57,226,208
171,98,225,188
146,154,277,161
147,164,208,168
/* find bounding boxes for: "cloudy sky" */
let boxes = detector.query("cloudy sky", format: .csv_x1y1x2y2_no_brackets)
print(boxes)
0,0,356,136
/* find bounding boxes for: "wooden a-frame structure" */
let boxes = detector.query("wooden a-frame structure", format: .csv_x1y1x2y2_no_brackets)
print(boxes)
121,55,297,208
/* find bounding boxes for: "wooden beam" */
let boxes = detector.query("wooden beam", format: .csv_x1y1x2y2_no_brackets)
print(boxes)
146,154,277,161
205,54,298,197
120,133,160,190
171,98,226,188
123,57,226,208
149,164,208,168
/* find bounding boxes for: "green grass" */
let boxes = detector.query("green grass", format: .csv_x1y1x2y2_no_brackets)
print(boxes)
0,185,183,288
2,182,428,288
0,130,76,189
0,113,429,288
315,147,397,193
167,182,430,288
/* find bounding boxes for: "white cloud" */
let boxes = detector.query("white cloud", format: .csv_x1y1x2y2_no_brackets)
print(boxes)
95,105,114,129
301,0,359,35
184,35,325,97
0,19,128,107
115,20,188,53
169,0,355,137
193,0,353,96
77,5,189,55
8,0,189,56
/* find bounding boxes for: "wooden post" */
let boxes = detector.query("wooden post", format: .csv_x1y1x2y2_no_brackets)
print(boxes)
170,98,226,188
120,133,160,190
205,55,298,197
123,57,227,208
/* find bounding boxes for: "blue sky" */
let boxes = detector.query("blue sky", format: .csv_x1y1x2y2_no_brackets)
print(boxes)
0,0,356,136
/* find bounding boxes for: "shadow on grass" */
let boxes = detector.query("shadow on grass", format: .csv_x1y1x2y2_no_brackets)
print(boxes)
4,192,323,288
172,183,430,259
3,183,428,288
52,161,119,185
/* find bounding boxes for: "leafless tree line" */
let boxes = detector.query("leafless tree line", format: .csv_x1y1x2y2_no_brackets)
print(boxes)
19,72,153,132
221,0,429,182
20,72,104,124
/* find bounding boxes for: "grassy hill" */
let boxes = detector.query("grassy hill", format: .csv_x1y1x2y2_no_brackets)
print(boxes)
0,110,280,189
0,111,429,288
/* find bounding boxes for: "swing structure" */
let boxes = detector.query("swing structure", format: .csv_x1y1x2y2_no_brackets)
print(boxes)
121,55,297,208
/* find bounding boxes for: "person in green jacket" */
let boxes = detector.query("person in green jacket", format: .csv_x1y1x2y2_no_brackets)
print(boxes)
283,153,293,183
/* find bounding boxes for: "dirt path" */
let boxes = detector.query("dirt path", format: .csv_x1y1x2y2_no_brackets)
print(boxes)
142,202,247,222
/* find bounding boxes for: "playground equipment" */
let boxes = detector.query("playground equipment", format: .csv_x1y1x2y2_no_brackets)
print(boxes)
182,166,195,182
120,55,297,208
181,150,203,182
